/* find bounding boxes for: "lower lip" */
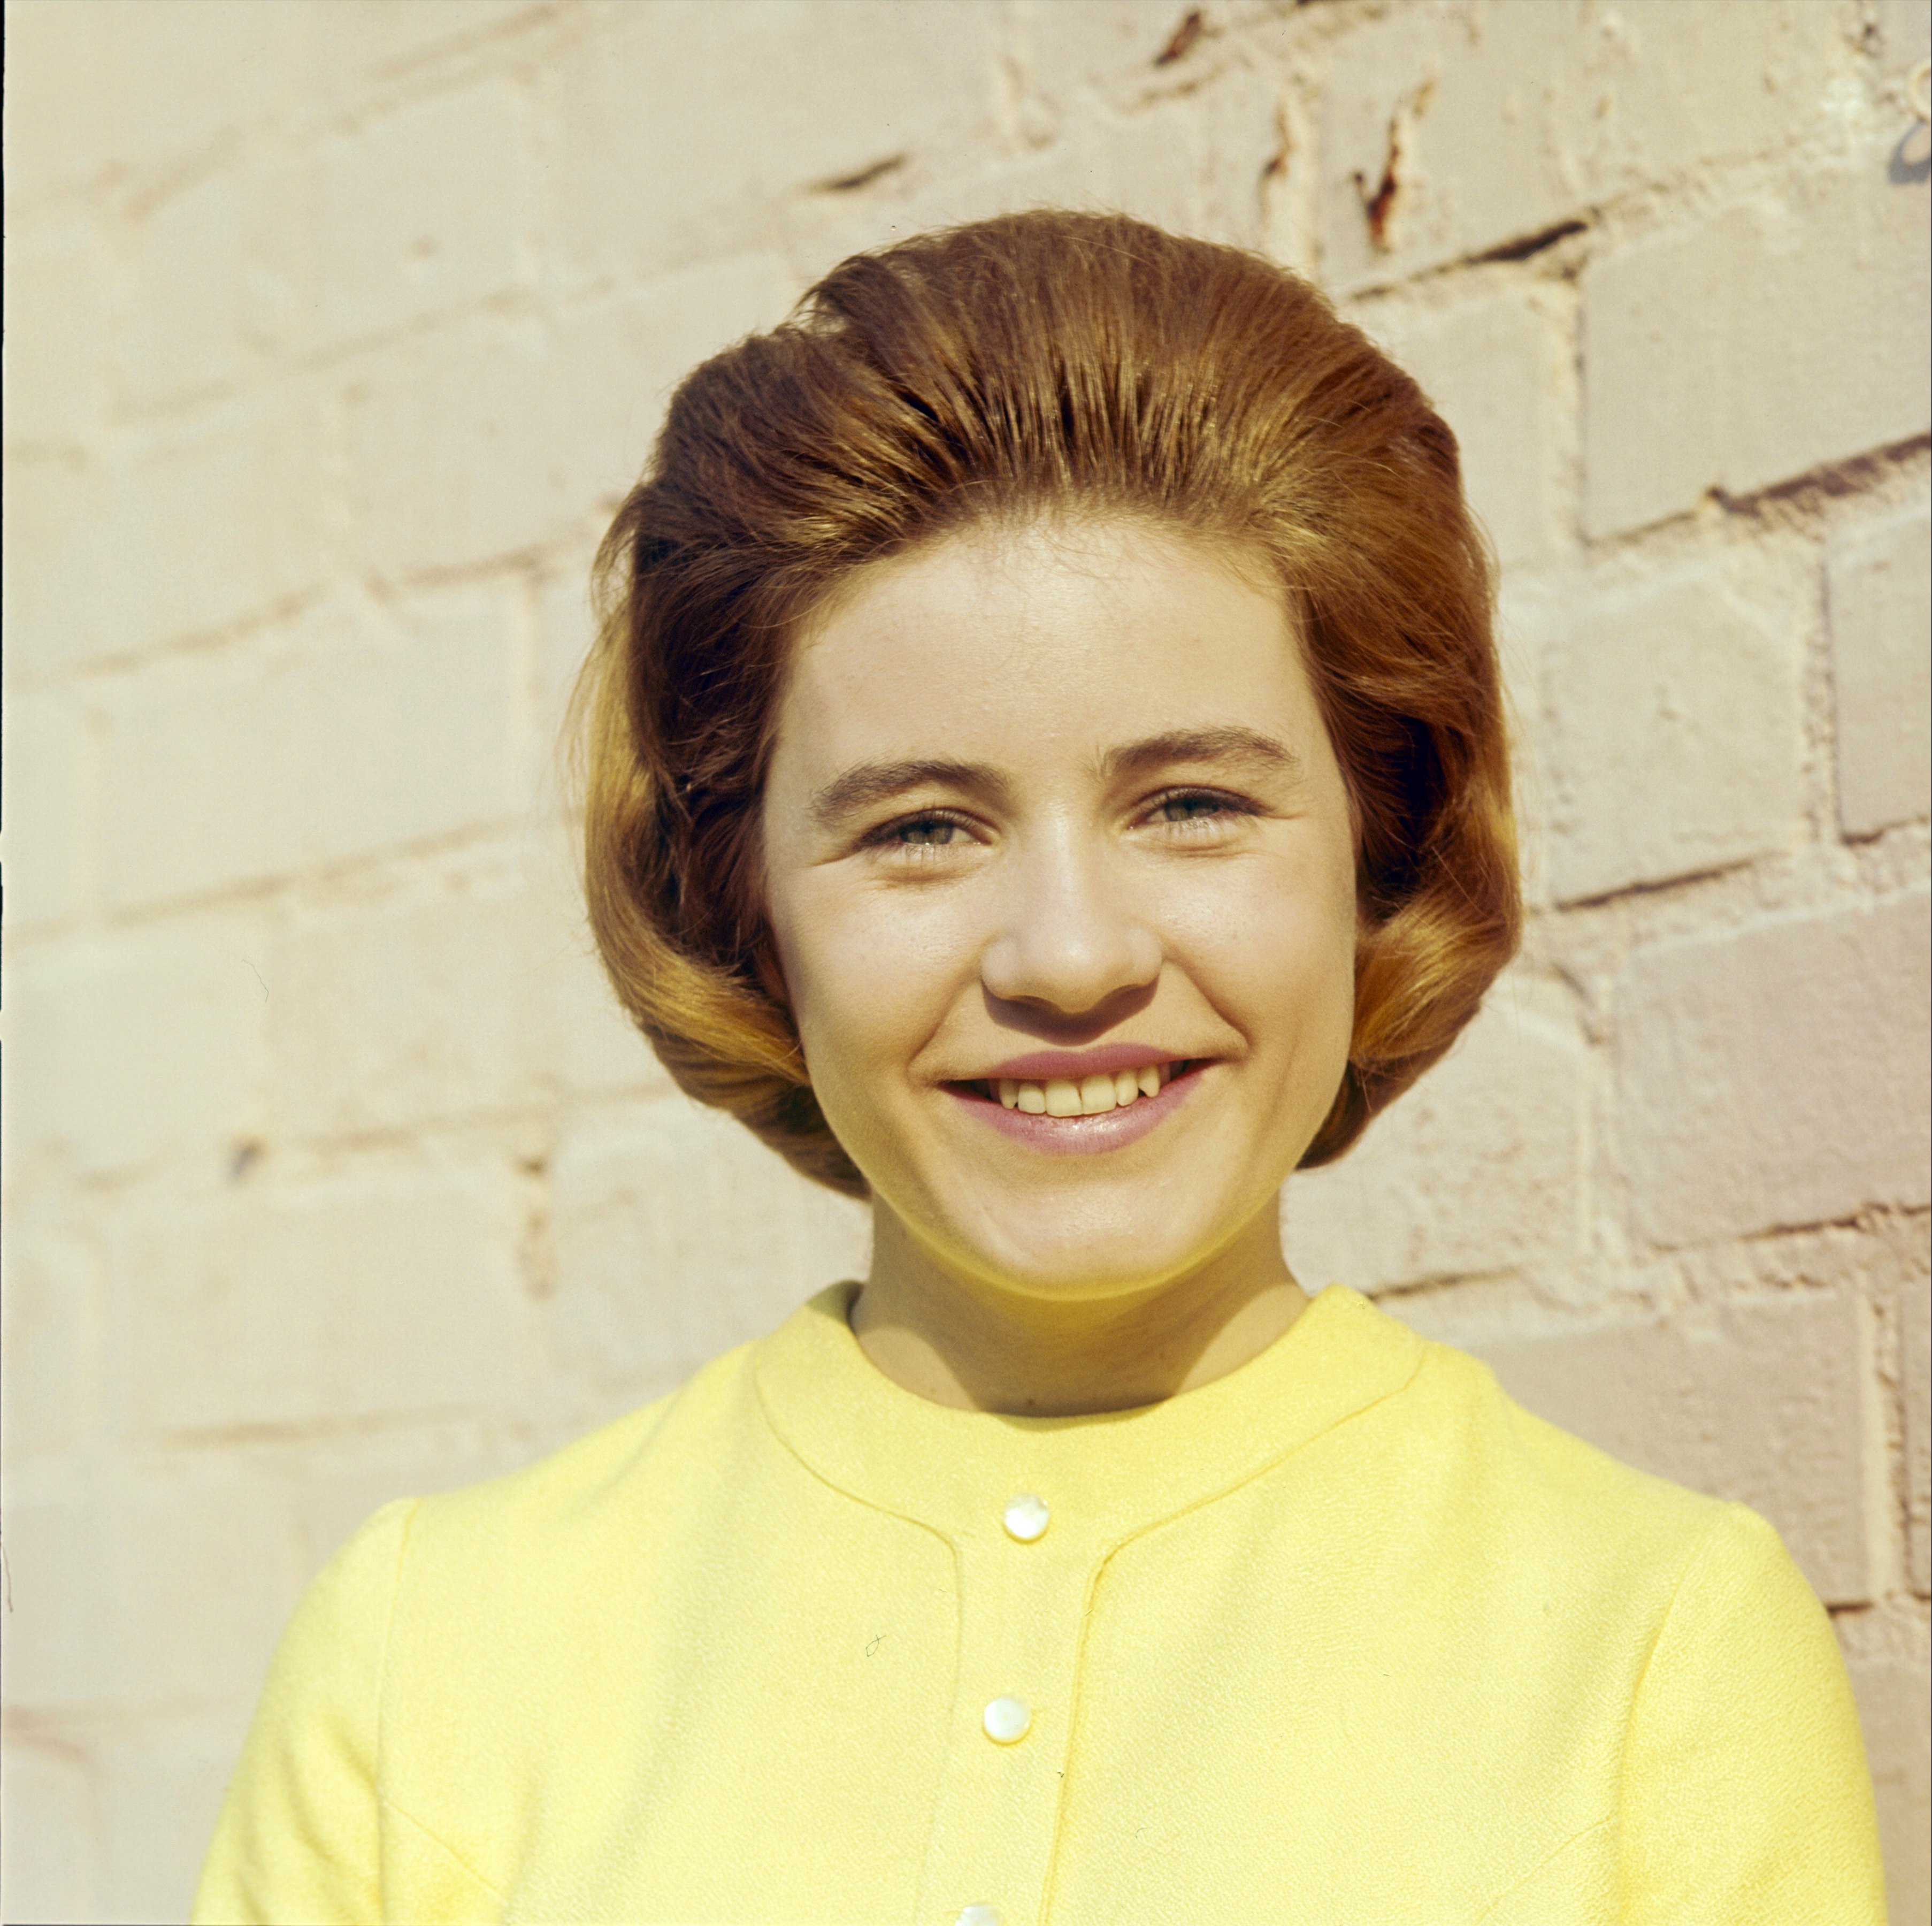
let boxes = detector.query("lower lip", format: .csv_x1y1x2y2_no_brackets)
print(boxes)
944,1065,1207,1156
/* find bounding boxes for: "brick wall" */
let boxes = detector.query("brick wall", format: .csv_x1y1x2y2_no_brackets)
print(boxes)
3,2,1926,1919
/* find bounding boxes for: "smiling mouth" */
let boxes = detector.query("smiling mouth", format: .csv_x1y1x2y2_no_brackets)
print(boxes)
951,1061,1200,1116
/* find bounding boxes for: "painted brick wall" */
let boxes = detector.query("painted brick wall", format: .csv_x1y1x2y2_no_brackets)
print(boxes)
4,2,1927,1919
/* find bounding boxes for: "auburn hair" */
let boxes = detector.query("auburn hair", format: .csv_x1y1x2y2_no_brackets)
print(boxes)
574,211,1520,1201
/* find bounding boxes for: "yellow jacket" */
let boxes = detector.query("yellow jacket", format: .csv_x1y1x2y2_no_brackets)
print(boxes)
193,1282,1885,1924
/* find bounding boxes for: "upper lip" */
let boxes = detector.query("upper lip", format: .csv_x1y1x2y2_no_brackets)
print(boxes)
962,1044,1194,1083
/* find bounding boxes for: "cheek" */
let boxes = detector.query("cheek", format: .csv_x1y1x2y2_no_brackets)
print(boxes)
770,880,941,1084
1183,852,1357,1048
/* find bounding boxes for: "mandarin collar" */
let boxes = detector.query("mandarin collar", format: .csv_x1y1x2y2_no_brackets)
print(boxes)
753,1281,1423,1548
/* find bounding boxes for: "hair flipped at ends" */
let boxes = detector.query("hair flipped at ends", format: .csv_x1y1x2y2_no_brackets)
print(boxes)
576,210,1521,1201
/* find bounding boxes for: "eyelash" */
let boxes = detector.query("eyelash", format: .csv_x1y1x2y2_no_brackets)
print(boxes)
862,788,1257,856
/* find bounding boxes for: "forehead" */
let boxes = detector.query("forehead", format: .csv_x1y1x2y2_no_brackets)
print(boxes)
776,516,1314,765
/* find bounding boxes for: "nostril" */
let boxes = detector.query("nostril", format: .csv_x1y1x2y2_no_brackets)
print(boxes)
976,913,1163,1011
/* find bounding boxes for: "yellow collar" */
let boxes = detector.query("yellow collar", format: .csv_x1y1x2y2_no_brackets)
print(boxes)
753,1280,1424,1549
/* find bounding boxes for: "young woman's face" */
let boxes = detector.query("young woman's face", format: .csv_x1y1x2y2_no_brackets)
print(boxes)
760,514,1359,1302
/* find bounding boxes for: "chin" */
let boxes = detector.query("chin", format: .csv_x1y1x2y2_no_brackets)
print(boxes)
953,1213,1214,1302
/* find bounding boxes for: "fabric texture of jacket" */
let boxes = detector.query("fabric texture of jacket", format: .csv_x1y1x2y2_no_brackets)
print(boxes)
191,1280,1887,1924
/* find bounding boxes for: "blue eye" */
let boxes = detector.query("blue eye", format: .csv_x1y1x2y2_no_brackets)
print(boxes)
865,811,973,853
1153,789,1250,827
898,817,963,845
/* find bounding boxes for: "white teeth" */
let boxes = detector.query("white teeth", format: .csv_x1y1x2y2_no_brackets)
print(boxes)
1079,1073,1116,1114
1044,1079,1084,1117
988,1063,1186,1115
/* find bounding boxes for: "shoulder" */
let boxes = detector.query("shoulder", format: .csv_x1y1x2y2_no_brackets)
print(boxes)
400,1332,766,1577
1370,1317,1737,1593
295,1329,788,1751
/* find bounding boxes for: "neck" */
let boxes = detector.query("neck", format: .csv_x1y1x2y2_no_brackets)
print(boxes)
849,1204,1310,1416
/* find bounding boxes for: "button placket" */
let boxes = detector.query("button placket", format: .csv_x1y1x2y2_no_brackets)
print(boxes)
984,1495,1045,1760
915,1511,1087,1926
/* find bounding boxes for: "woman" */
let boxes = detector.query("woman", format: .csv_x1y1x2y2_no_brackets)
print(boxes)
193,212,1885,1924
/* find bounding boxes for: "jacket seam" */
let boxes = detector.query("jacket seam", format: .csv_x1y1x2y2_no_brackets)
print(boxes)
373,1496,420,1798
378,1791,509,1901
754,1359,959,1551
1470,1815,1614,1923
1039,1342,1427,1918
1096,1328,1430,1556
1613,1499,1743,1866
753,1289,1428,1543
372,1499,515,1910
1037,1548,1113,1919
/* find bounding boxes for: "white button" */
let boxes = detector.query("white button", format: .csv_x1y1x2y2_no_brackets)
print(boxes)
956,1909,1001,1926
1002,1493,1049,1542
982,1695,1031,1744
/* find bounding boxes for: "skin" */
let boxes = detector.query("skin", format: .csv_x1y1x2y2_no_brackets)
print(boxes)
758,512,1360,1416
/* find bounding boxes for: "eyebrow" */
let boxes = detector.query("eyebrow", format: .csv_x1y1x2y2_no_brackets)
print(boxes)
807,725,1301,829
1099,726,1302,788
809,759,1016,829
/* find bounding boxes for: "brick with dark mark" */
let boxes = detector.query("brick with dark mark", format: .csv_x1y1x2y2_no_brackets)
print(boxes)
1476,217,1588,264
1354,83,1436,251
1354,123,1402,250
816,154,907,194
1155,8,1206,66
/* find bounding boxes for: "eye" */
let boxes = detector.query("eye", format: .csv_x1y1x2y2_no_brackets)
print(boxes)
898,816,963,845
1146,788,1255,834
863,809,976,857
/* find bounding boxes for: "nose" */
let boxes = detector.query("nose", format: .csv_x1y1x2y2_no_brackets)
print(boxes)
978,823,1162,1017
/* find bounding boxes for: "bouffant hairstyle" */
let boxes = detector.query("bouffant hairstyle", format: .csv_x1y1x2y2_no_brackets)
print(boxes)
576,210,1519,1201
